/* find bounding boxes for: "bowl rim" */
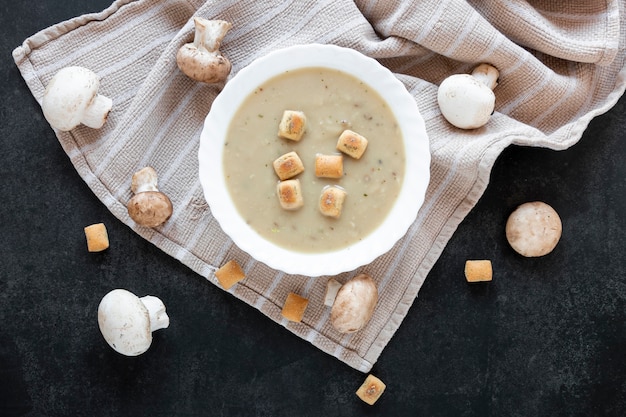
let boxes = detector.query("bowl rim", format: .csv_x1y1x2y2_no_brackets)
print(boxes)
198,43,430,277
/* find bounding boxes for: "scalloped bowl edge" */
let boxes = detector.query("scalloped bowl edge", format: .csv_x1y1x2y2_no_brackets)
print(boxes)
198,44,430,277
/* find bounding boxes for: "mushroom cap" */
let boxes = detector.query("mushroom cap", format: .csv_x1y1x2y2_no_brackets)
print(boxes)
506,201,562,257
437,73,495,129
42,66,101,131
330,274,378,333
176,45,232,84
97,289,152,356
127,191,173,227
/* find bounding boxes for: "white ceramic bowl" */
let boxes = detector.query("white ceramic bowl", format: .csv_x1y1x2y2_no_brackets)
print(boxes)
198,44,430,277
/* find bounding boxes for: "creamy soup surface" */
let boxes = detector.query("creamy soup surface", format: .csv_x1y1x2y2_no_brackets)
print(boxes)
223,67,405,253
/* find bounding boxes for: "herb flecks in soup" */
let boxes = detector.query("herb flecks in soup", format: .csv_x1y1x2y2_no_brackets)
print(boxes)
223,67,405,253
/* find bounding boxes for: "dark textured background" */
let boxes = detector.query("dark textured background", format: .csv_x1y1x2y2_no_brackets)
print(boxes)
1,1,625,416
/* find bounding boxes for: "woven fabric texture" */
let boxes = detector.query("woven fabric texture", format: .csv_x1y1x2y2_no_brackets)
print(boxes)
13,0,626,371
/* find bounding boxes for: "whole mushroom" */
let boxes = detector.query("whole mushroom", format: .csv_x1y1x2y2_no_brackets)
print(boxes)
127,167,173,227
41,66,112,131
97,289,169,356
330,274,378,333
437,63,499,129
506,201,562,257
176,17,232,83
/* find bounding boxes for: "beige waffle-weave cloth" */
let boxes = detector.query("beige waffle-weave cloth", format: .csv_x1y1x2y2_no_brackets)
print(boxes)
13,0,626,372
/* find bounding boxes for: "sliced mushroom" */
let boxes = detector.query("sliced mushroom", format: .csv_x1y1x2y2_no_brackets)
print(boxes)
330,274,378,333
437,63,499,129
176,17,232,83
41,66,112,131
127,167,173,227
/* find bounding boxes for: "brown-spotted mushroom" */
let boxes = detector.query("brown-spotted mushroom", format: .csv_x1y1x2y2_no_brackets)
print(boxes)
437,63,499,129
330,274,378,333
41,66,112,131
506,201,562,257
176,17,232,83
127,167,173,227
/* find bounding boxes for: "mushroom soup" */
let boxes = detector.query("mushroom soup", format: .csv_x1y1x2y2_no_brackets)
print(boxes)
223,67,405,253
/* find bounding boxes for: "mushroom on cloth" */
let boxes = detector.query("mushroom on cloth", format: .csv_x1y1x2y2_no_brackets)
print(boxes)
176,17,232,83
41,66,112,131
437,63,499,129
97,289,169,356
330,274,378,333
127,167,173,227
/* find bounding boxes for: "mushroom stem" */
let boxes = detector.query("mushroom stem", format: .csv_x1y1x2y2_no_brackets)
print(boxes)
131,167,159,194
193,17,231,54
470,63,499,90
80,94,113,129
140,295,170,332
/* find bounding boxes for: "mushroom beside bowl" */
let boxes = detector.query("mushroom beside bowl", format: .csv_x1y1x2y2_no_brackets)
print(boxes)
198,44,430,277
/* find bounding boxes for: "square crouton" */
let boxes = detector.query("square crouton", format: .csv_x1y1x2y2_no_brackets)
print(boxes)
314,153,343,179
215,260,246,290
84,223,109,252
336,129,368,159
464,260,493,282
277,179,304,210
356,374,386,405
281,292,309,322
319,186,347,218
278,110,307,141
273,151,305,180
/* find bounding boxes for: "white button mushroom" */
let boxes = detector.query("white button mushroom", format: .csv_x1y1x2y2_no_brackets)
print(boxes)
127,167,173,228
437,63,499,129
41,66,112,131
505,201,562,257
97,289,170,356
330,274,378,333
176,17,232,84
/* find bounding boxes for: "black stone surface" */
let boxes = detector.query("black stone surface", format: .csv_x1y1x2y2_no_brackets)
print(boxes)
1,2,625,416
